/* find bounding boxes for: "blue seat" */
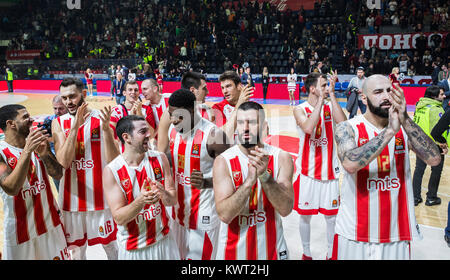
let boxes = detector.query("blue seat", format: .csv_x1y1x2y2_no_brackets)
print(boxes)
334,82,341,91
341,82,349,90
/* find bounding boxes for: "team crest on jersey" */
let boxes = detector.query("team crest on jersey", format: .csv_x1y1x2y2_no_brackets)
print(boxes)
178,155,185,169
232,171,242,183
121,178,131,190
394,137,405,153
7,157,16,168
358,137,369,146
64,128,70,137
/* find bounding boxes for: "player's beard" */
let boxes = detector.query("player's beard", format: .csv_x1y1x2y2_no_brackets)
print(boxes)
239,131,260,149
18,121,32,137
69,96,85,116
367,97,390,119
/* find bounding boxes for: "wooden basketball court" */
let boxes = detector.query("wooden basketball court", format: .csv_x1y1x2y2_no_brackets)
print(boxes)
0,91,448,259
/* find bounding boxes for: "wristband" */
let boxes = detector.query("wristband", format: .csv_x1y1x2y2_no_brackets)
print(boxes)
258,170,271,183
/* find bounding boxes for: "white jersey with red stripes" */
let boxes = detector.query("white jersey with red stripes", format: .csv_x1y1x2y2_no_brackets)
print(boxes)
335,115,421,243
169,118,218,231
56,110,108,212
295,101,340,181
107,150,171,251
145,93,171,127
0,141,63,246
216,144,288,260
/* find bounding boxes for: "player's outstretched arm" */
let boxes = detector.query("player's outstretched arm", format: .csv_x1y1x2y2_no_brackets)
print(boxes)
335,120,396,174
213,155,254,224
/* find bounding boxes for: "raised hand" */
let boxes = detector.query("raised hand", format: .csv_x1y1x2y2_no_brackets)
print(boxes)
99,105,113,131
74,102,90,129
131,100,144,117
388,105,401,134
24,127,48,154
237,84,255,107
389,83,408,124
248,146,269,177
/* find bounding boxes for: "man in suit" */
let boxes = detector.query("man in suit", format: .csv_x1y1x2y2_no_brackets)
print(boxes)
112,72,126,105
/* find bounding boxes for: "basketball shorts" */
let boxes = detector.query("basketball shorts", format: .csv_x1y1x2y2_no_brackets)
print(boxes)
331,234,411,260
3,224,71,260
293,173,339,216
171,220,219,260
62,209,117,248
118,233,180,260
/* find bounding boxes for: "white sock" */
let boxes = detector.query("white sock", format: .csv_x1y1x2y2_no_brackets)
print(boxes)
324,215,337,258
299,215,312,257
102,242,118,260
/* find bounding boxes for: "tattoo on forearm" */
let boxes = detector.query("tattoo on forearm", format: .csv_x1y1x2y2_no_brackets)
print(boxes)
404,118,439,161
335,122,390,168
42,154,63,177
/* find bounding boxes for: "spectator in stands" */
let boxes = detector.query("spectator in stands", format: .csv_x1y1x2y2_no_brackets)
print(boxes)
108,65,115,100
432,61,441,85
389,67,401,85
438,64,449,82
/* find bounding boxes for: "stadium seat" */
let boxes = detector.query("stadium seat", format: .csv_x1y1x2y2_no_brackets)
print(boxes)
341,82,349,91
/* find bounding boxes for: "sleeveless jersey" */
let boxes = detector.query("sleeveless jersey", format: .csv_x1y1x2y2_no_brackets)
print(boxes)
107,151,170,251
295,101,340,181
0,141,62,246
56,110,108,212
142,93,171,129
212,99,235,128
157,74,163,86
335,115,421,243
216,144,288,260
169,118,217,230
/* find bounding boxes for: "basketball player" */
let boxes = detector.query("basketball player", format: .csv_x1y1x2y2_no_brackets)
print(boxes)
293,71,346,260
0,104,70,260
213,101,294,260
141,78,171,132
332,75,441,260
157,71,215,154
212,70,254,142
110,80,156,147
51,77,119,260
103,115,179,260
168,89,230,260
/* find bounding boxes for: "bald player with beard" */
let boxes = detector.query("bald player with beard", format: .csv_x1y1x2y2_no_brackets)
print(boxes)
332,75,441,260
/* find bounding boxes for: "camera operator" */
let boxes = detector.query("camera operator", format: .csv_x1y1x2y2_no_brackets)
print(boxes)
41,95,68,191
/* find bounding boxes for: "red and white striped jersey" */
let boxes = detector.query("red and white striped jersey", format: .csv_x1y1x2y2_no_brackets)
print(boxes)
143,93,171,128
169,118,218,230
56,110,108,212
211,99,235,128
335,115,421,243
216,144,288,260
107,150,170,251
295,101,340,181
0,141,63,246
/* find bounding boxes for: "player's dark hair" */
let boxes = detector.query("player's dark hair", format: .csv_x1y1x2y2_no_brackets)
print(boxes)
0,104,26,131
424,85,443,99
237,101,266,125
304,72,327,94
59,77,84,93
116,115,146,144
181,71,206,90
219,70,241,86
168,89,196,110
